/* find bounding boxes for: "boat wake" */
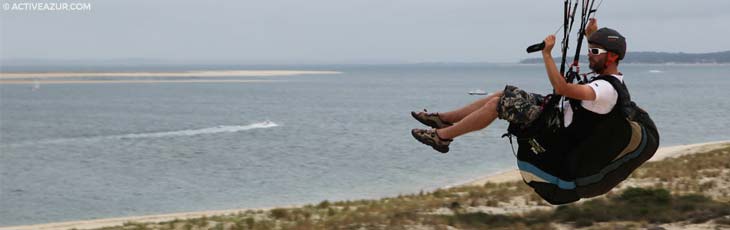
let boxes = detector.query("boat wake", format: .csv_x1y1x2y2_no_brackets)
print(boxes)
4,121,279,147
117,121,278,139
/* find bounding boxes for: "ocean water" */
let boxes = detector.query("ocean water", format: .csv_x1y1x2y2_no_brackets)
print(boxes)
1,64,729,226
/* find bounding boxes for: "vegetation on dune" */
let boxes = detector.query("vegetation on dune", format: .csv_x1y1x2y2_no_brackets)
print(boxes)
92,145,730,230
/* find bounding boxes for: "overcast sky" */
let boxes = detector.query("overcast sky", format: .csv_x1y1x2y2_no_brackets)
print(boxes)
1,0,729,64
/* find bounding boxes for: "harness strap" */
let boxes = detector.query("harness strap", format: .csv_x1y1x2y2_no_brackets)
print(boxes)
592,75,637,119
501,133,517,158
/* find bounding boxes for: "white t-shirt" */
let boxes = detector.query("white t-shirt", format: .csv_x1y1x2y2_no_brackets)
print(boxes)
563,74,624,127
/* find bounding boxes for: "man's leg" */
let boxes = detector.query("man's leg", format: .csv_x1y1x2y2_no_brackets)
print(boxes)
438,91,502,123
436,96,500,140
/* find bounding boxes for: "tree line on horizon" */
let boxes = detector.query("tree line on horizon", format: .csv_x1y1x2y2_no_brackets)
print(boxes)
520,50,730,64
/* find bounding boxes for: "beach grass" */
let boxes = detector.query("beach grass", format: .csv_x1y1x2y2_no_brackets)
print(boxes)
87,144,730,230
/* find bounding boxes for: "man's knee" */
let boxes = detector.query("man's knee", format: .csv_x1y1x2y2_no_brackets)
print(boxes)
484,97,499,109
492,90,503,97
480,91,503,106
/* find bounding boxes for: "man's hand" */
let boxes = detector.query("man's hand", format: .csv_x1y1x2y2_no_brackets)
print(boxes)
543,35,556,54
585,18,598,37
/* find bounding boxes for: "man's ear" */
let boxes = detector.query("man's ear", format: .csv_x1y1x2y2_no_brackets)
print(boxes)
607,52,619,63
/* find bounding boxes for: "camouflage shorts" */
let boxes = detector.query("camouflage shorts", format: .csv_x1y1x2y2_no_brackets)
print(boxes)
497,85,545,125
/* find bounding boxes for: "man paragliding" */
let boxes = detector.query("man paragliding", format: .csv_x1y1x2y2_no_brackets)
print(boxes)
410,1,660,205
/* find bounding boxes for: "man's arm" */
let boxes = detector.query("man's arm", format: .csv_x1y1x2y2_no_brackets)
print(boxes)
541,35,596,101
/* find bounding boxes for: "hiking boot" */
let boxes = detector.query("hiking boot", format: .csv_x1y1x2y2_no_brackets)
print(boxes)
411,109,453,129
411,128,452,153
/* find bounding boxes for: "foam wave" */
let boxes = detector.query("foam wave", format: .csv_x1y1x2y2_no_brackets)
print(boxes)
4,121,279,147
116,121,278,139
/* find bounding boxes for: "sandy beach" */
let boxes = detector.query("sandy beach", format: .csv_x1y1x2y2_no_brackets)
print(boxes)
0,70,341,84
2,140,728,230
0,70,342,79
0,79,278,85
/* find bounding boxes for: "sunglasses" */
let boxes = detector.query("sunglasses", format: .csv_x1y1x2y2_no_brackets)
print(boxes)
588,47,608,55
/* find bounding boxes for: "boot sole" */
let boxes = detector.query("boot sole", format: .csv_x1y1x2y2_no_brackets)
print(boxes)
411,129,449,153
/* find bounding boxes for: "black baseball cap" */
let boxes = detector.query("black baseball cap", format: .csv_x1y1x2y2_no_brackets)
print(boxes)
588,27,627,60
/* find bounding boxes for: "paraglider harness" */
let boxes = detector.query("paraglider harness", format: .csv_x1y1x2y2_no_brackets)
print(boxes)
503,0,660,205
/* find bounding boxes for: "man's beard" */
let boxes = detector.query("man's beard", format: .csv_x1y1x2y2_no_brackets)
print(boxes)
589,59,606,73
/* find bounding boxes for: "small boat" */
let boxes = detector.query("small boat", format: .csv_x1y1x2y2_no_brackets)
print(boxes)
468,89,487,95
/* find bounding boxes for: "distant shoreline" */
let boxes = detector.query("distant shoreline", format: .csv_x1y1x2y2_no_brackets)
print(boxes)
519,50,730,64
3,140,728,230
0,70,341,84
516,62,730,66
0,70,341,78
